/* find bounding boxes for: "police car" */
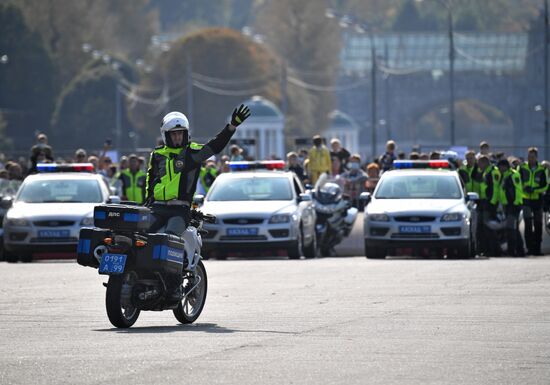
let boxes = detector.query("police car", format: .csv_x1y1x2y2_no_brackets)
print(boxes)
197,161,317,259
1,163,120,262
360,160,478,259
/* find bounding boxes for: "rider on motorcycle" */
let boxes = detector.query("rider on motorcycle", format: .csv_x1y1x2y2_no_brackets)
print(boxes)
145,105,250,298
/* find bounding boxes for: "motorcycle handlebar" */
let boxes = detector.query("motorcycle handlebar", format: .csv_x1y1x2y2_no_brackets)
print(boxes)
191,209,217,223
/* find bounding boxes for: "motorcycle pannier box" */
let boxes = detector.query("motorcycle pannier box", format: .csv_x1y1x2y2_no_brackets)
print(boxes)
77,227,110,268
135,233,186,276
94,204,151,232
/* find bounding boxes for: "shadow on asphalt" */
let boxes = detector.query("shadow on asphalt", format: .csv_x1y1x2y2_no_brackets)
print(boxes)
94,322,298,335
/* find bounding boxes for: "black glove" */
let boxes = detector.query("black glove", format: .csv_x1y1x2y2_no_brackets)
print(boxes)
231,104,251,127
524,186,534,193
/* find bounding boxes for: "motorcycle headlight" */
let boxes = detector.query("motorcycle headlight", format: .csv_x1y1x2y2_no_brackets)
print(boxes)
368,213,390,222
80,216,94,226
7,218,30,226
269,214,291,224
441,213,463,222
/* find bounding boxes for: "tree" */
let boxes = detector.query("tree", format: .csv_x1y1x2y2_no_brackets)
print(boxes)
392,0,438,31
255,0,341,134
10,0,157,85
50,65,135,151
0,113,14,152
0,4,56,151
129,27,282,145
149,0,263,32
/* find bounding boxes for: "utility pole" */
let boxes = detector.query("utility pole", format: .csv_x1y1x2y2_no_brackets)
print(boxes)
370,34,377,160
186,55,194,126
544,0,549,159
115,84,122,152
448,5,456,147
280,60,288,116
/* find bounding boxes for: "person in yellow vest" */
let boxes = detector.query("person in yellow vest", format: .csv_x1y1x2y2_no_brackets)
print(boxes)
199,159,218,194
119,154,146,203
477,155,502,256
498,159,525,257
519,147,548,256
307,135,331,185
145,105,250,301
458,150,481,194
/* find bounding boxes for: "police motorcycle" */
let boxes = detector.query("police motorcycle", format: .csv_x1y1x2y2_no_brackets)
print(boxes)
312,173,358,256
77,201,215,328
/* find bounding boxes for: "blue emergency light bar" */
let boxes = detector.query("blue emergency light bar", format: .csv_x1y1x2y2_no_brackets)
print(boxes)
228,160,286,171
36,163,95,173
393,160,450,169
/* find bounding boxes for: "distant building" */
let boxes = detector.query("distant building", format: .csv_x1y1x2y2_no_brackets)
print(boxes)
324,110,360,154
231,96,285,160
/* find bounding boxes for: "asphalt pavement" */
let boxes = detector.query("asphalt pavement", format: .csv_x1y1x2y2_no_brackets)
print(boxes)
1,250,550,385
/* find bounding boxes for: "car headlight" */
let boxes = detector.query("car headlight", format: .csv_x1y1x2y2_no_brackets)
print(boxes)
7,218,30,226
80,216,94,226
269,214,291,224
441,213,463,222
368,213,390,222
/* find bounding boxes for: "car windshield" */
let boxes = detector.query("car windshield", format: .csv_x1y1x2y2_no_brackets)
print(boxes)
375,174,462,199
208,176,293,201
17,179,103,203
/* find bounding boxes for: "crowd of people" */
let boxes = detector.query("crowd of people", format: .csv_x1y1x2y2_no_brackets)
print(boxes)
1,131,548,258
285,135,550,258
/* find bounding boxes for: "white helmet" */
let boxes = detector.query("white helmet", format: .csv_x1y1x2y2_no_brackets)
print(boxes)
160,111,189,147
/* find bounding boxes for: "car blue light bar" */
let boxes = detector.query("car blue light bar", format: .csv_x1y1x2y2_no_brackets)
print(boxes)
228,160,286,171
393,160,450,169
36,163,95,173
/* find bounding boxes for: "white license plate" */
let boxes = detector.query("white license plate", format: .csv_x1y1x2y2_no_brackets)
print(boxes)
227,228,258,236
38,229,70,238
399,225,431,233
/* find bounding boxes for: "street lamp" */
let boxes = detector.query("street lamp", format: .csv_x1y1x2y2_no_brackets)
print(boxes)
326,8,378,160
0,55,8,65
415,0,456,147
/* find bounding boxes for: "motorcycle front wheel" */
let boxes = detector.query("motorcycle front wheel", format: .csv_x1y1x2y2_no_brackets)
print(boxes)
105,270,140,328
173,260,208,324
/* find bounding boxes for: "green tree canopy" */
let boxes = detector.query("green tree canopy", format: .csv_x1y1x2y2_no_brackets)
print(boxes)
50,65,134,151
129,27,282,145
0,3,56,151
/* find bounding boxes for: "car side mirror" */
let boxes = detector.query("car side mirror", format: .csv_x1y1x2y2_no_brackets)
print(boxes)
194,194,205,205
466,192,479,202
359,192,371,205
298,193,312,203
108,195,121,204
0,196,13,209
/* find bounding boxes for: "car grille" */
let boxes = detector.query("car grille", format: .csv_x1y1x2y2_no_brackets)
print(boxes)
441,227,462,236
33,220,75,227
30,237,78,243
393,216,435,222
223,218,264,225
219,235,268,241
269,229,290,238
370,227,389,236
391,233,440,239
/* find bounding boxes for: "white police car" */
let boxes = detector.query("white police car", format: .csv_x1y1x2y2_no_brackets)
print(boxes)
198,161,317,259
1,163,120,262
360,160,478,259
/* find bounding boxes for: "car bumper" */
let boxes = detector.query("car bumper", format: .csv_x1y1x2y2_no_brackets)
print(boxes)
3,224,81,254
365,238,469,249
203,239,298,251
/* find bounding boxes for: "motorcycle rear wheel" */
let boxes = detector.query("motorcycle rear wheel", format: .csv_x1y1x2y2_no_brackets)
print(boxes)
105,271,140,328
174,260,208,324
